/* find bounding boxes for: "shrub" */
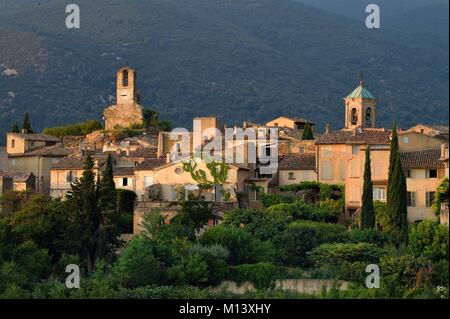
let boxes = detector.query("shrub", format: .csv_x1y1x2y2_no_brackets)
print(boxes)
308,243,384,266
267,201,337,223
380,254,434,298
114,237,167,287
43,120,102,137
261,194,293,207
308,243,384,282
223,208,292,241
346,228,387,246
199,225,261,265
409,220,449,261
229,263,279,289
273,221,347,267
116,189,137,213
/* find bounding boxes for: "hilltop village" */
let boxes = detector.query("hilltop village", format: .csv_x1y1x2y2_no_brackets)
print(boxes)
1,66,449,234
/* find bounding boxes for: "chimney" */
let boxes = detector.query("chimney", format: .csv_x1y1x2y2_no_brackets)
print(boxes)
166,152,171,164
325,124,331,135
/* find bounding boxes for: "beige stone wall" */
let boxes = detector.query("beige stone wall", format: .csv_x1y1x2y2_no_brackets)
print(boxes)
279,170,317,185
266,117,297,129
212,279,348,295
398,132,442,152
406,170,444,223
103,103,144,130
317,144,348,185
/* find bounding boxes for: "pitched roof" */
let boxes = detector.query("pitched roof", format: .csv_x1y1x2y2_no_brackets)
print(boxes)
345,81,375,100
316,129,390,145
9,133,61,142
113,167,135,176
51,154,107,170
0,171,34,182
135,158,167,171
400,148,445,169
346,129,391,145
279,154,316,170
316,131,353,144
9,145,69,158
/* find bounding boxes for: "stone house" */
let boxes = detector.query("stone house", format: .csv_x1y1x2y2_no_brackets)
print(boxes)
400,148,446,223
6,132,68,194
278,153,317,185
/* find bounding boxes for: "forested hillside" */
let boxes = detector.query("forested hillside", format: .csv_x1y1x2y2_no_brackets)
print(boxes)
0,0,448,143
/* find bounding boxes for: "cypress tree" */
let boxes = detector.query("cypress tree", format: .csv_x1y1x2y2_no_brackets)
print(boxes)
11,123,19,133
361,146,375,229
22,112,33,133
66,155,100,272
97,154,119,258
301,122,314,140
386,124,408,243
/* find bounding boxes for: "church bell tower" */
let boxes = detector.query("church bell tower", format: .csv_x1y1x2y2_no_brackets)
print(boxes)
117,67,137,105
343,80,377,130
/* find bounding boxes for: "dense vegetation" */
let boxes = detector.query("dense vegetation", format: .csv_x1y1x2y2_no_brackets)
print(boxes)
0,171,448,299
0,0,448,145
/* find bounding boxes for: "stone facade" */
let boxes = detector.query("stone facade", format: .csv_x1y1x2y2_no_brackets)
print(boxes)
103,67,144,130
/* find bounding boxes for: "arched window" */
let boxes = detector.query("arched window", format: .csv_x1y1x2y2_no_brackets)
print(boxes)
122,69,129,87
351,108,358,125
366,108,371,125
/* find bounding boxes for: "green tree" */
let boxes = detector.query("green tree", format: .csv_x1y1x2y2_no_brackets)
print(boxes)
97,154,120,260
301,122,314,140
386,124,408,243
21,112,33,133
66,156,100,272
361,146,375,229
10,123,19,133
409,220,449,261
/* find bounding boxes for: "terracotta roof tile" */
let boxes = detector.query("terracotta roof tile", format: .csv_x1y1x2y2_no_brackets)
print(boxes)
135,158,167,171
400,148,445,169
279,153,316,170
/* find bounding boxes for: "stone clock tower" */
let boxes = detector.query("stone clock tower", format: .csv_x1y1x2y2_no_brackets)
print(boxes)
343,81,377,131
103,67,144,130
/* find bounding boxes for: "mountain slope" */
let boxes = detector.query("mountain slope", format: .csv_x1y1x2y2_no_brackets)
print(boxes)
0,0,448,142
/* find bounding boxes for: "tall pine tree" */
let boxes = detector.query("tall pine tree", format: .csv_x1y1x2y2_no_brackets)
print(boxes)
387,124,408,243
301,122,314,140
361,146,375,229
22,112,33,133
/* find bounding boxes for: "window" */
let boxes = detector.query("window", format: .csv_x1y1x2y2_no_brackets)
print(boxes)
407,192,416,207
11,139,15,148
300,147,305,154
352,146,359,155
351,108,358,125
404,170,411,178
122,69,129,86
403,136,409,144
365,108,371,125
321,161,332,180
122,178,128,187
426,192,435,207
373,163,381,177
340,160,346,179
373,187,386,201
427,169,437,178
288,172,295,180
66,171,77,183
265,146,271,157
350,160,360,178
